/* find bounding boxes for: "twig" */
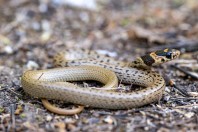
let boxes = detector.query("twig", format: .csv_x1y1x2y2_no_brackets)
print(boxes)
0,88,6,91
170,97,198,101
7,88,22,97
10,104,16,131
171,64,198,79
148,40,198,52
172,84,191,97
163,74,191,97
175,104,198,109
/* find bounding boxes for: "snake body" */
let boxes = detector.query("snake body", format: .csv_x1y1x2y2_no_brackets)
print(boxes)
21,49,180,112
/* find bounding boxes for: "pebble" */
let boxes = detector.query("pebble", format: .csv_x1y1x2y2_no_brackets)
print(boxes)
4,46,13,54
46,115,53,122
103,116,116,124
26,60,39,70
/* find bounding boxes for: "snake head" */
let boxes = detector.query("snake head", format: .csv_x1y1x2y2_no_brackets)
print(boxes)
150,48,180,65
140,48,180,67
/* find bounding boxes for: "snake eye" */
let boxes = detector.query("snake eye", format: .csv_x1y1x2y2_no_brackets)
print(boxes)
161,58,165,62
166,52,172,59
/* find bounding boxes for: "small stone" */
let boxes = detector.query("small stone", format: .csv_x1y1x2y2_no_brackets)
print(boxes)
39,3,48,13
4,46,13,54
26,61,39,70
32,22,41,31
103,116,115,124
96,50,117,57
64,118,76,124
46,115,53,122
41,20,51,31
79,12,89,23
41,32,51,42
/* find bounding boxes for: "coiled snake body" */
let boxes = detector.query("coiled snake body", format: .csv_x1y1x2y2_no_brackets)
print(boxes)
21,48,180,115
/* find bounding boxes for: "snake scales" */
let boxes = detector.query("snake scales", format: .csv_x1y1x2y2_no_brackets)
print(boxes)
21,48,180,115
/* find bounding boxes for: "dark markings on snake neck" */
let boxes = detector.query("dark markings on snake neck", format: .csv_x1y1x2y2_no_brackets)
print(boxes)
141,55,155,66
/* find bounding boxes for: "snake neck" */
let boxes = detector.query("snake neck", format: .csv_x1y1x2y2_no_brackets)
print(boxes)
129,57,151,70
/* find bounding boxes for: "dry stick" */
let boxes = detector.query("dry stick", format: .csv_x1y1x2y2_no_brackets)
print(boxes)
163,64,197,97
171,64,198,80
0,88,6,91
7,88,23,97
175,104,198,109
148,40,198,52
10,104,16,131
172,83,191,97
167,64,198,108
171,97,198,100
163,74,190,97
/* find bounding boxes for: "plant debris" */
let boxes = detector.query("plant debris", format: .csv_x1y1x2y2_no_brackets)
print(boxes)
0,0,198,131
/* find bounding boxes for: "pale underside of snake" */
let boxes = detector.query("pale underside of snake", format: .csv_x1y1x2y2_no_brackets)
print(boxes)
21,48,180,115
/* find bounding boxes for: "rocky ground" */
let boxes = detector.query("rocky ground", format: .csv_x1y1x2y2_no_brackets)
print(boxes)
0,0,198,131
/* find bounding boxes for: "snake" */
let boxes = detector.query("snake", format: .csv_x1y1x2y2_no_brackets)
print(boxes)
21,48,180,115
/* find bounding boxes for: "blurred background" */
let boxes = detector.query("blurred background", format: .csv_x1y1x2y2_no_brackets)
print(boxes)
0,0,198,54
